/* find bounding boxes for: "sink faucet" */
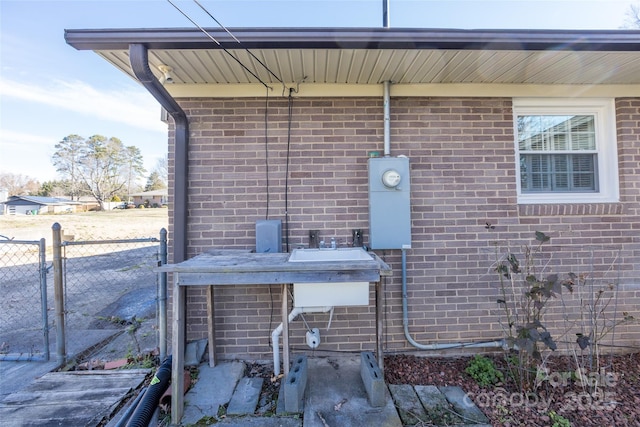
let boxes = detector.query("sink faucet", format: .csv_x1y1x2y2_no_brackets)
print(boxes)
319,238,337,249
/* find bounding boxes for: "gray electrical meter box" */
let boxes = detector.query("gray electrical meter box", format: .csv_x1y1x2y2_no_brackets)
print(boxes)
368,156,411,249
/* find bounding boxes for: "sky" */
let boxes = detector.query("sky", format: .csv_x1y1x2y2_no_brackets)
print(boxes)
0,0,636,183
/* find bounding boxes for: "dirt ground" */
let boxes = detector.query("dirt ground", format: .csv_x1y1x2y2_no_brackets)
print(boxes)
0,208,168,242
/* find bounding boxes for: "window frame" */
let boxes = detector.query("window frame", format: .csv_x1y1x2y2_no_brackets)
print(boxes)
513,98,619,204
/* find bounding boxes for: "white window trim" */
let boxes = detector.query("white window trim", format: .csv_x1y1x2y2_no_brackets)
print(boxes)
513,98,619,204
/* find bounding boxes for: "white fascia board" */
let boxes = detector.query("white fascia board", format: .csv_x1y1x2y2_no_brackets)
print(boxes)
166,83,640,98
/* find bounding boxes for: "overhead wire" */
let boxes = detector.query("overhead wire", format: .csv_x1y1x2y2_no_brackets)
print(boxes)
193,0,286,93
264,86,271,219
166,0,272,89
284,88,294,253
166,0,298,250
166,0,291,221
165,0,297,356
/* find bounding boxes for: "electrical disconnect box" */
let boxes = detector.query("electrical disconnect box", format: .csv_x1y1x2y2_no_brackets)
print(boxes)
368,156,411,249
256,219,282,253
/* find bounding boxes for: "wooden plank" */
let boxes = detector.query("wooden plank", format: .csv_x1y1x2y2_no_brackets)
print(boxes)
166,260,383,274
1,387,134,405
282,283,289,376
171,281,186,425
159,251,390,275
16,371,150,392
0,370,148,427
14,371,149,392
177,270,381,286
0,401,116,427
206,285,216,367
43,368,150,376
376,280,384,372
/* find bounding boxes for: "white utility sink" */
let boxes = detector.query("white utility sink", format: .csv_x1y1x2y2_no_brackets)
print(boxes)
288,247,373,262
288,247,373,307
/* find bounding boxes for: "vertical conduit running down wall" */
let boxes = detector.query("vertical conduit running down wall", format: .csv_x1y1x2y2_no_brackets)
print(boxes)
381,80,505,351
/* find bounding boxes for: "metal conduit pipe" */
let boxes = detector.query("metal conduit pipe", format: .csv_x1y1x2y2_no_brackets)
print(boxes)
383,80,391,156
401,249,505,350
382,80,504,351
272,306,333,376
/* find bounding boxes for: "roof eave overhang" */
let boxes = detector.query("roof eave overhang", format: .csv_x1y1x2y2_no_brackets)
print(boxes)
65,27,640,52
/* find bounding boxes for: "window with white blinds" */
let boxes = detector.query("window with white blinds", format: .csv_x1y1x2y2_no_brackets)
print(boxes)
513,99,619,204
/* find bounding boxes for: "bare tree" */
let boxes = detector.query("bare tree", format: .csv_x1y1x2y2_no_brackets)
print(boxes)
154,155,168,185
623,2,640,28
0,173,40,196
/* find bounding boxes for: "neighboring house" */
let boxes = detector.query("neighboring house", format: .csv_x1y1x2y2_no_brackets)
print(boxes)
129,189,168,207
66,27,640,361
1,195,76,215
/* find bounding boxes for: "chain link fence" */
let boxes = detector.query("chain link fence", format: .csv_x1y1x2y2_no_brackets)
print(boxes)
60,234,166,359
0,227,167,363
0,238,50,361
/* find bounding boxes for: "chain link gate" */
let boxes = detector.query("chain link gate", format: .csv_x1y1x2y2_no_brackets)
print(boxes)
53,224,166,363
0,238,50,361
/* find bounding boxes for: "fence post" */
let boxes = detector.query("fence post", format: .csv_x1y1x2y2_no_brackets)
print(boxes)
38,238,50,362
52,223,66,364
159,228,168,361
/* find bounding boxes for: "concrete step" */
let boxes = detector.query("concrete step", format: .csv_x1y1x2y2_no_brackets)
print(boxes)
227,377,264,415
414,385,464,425
388,384,428,425
390,383,491,427
439,386,491,426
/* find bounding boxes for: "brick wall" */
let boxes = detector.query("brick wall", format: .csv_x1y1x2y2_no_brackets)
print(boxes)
167,96,640,361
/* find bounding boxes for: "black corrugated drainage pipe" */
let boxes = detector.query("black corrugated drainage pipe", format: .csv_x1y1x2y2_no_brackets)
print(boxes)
126,356,172,427
129,43,188,263
115,387,147,427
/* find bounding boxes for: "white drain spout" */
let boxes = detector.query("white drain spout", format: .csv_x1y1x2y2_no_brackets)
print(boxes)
272,306,333,376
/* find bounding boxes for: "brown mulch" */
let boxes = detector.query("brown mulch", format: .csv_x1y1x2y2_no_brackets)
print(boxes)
384,352,640,427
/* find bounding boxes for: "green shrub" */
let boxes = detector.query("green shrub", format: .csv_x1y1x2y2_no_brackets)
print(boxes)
549,410,571,427
465,355,504,387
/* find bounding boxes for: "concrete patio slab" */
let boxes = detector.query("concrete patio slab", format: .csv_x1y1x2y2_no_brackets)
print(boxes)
303,356,402,427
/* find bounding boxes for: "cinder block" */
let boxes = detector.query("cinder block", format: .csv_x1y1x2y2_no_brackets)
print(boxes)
284,355,307,413
360,351,385,407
